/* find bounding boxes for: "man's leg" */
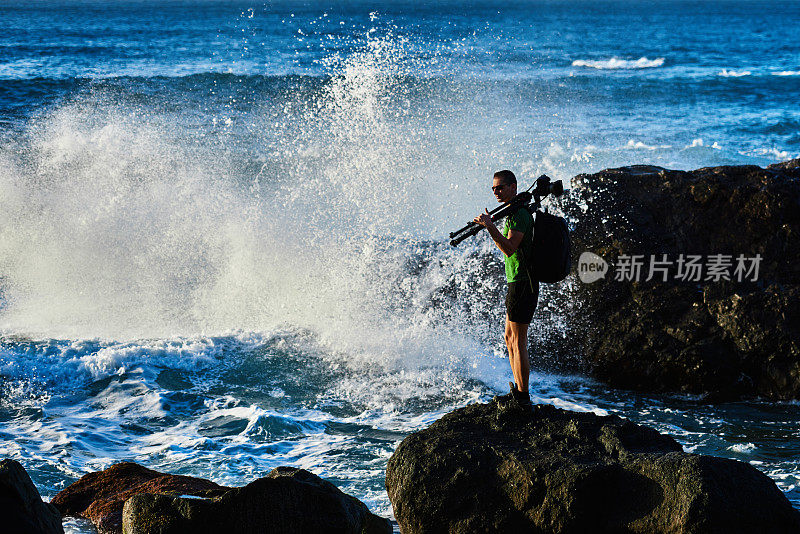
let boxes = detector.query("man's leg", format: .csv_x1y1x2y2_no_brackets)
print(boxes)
504,314,530,393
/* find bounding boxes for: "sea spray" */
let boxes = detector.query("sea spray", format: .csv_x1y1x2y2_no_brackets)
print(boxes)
0,26,542,399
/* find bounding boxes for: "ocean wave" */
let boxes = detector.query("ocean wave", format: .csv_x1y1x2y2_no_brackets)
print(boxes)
0,72,329,87
772,71,800,77
624,139,672,150
757,117,800,136
0,58,285,82
719,69,751,77
0,334,239,388
571,57,665,70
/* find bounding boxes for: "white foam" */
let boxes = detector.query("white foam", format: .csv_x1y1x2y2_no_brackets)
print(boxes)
719,69,751,77
750,147,795,161
62,517,95,534
571,57,665,70
542,396,609,416
686,138,721,150
771,71,800,76
728,442,756,454
624,139,672,150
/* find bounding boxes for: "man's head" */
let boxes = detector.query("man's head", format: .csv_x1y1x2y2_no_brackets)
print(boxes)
492,170,517,203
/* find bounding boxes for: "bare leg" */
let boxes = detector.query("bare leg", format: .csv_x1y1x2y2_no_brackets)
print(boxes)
504,315,530,393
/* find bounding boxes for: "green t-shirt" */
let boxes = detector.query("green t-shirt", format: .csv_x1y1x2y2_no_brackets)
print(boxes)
503,207,534,282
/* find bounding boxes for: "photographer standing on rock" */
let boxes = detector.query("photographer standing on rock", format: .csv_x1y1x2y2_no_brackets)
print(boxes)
473,170,538,408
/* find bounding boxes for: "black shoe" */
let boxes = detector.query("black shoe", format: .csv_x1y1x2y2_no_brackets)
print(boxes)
511,387,532,409
494,382,531,409
494,382,517,405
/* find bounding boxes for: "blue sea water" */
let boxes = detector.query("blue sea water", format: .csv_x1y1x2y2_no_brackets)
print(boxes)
1,1,799,530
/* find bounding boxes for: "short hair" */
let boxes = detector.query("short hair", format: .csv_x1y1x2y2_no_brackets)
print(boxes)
493,170,517,185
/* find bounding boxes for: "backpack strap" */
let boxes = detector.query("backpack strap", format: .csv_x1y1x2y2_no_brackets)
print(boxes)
518,209,537,293
518,247,537,294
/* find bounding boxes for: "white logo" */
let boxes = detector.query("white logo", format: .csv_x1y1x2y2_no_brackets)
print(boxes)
578,252,609,283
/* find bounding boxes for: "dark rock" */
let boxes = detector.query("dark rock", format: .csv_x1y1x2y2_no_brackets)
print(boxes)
385,401,800,534
51,462,228,533
121,466,391,534
559,159,800,400
0,459,63,534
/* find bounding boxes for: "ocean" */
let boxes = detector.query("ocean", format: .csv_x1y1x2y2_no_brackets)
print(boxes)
1,1,799,530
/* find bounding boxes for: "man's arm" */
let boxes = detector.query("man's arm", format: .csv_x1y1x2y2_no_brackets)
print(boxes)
473,209,524,257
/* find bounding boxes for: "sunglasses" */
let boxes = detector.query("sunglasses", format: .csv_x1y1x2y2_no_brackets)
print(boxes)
492,183,511,192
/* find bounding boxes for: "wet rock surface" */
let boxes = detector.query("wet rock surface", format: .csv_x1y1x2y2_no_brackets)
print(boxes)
0,459,63,534
51,462,228,533
562,159,800,400
122,466,391,534
385,401,800,534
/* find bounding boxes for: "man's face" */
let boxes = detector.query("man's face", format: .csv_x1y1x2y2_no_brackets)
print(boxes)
492,177,517,203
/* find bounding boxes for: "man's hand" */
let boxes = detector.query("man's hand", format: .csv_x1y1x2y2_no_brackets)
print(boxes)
474,208,523,257
472,209,495,229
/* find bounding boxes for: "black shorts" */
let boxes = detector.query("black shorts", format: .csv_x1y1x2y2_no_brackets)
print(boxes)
505,279,539,324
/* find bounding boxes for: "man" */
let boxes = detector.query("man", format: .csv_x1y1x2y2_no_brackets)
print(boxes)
473,170,538,408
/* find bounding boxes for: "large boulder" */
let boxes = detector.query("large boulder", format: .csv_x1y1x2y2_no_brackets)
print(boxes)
121,466,391,534
560,159,800,400
51,462,228,533
0,459,63,534
386,401,800,534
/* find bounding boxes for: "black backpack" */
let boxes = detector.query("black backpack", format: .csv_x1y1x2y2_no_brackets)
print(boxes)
522,209,570,283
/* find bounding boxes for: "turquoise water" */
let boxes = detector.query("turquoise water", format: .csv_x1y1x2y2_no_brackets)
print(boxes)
1,1,799,529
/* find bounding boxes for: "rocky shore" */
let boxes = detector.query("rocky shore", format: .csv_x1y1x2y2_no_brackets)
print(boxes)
2,460,390,534
558,158,800,400
386,400,800,533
